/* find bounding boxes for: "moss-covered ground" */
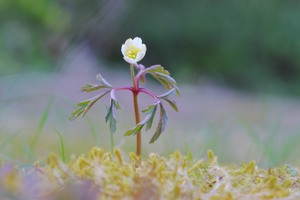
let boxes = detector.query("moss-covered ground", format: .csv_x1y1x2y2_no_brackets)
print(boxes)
0,148,299,200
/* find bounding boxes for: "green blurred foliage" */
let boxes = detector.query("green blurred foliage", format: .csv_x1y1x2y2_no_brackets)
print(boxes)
0,0,69,74
1,0,300,94
114,0,300,94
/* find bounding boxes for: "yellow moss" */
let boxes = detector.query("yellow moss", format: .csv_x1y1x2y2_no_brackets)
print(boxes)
188,160,204,174
172,150,181,161
282,179,292,188
244,161,256,175
210,192,235,200
182,156,188,169
173,183,181,198
207,150,217,164
46,153,60,169
88,147,104,161
2,168,19,192
129,152,139,163
0,148,299,199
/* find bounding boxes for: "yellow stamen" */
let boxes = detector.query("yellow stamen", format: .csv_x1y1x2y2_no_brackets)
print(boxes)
126,45,141,59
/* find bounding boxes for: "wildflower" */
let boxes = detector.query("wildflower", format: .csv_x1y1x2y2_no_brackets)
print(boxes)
121,37,146,64
71,37,179,156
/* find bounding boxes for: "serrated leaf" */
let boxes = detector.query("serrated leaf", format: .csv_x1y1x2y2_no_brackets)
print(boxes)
142,104,156,114
125,104,158,136
145,65,170,75
158,87,177,98
161,97,178,112
155,72,176,84
150,104,168,143
110,90,121,109
96,73,112,88
105,99,117,133
124,113,151,136
156,77,174,90
81,84,108,92
151,73,175,90
69,100,91,120
144,104,158,131
82,92,110,116
77,100,91,107
124,123,144,136
69,91,110,120
69,107,85,121
113,100,121,110
144,65,178,91
174,86,181,97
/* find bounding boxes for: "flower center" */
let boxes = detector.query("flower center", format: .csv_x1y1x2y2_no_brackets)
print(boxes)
126,45,141,59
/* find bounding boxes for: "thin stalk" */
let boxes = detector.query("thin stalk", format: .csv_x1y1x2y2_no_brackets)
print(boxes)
133,93,141,156
130,64,142,156
110,131,114,153
55,129,66,163
31,97,54,153
130,64,138,89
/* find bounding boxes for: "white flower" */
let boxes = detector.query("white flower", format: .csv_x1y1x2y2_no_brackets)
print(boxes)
121,37,146,64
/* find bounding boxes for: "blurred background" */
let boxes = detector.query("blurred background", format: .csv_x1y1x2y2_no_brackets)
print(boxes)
1,0,300,167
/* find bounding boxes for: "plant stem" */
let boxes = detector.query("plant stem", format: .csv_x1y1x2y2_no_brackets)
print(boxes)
130,64,142,156
110,130,114,153
130,64,138,89
133,93,141,156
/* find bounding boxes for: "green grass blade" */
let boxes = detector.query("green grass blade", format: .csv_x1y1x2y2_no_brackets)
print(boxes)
185,143,194,164
30,96,54,152
279,131,300,163
86,117,100,146
55,129,66,163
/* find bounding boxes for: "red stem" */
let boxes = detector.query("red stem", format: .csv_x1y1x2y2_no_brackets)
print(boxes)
130,64,142,157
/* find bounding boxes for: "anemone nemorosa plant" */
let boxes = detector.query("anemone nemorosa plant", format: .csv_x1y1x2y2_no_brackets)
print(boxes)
70,37,180,156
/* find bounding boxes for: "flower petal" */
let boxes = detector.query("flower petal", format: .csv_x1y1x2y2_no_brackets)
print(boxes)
121,44,126,56
135,51,146,63
132,37,142,46
141,44,147,54
123,56,137,64
121,38,132,56
121,37,146,64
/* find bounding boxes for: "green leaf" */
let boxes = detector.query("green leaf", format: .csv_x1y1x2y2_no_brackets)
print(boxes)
143,104,158,131
142,104,156,114
81,73,112,92
69,91,110,120
155,74,176,90
81,84,108,92
149,104,168,143
161,97,178,112
174,86,181,97
124,114,151,136
69,106,85,121
145,65,170,75
155,72,176,84
110,90,121,109
82,92,110,116
105,99,117,133
96,73,112,88
124,123,144,136
144,65,179,91
158,87,177,98
124,104,158,136
77,100,90,107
